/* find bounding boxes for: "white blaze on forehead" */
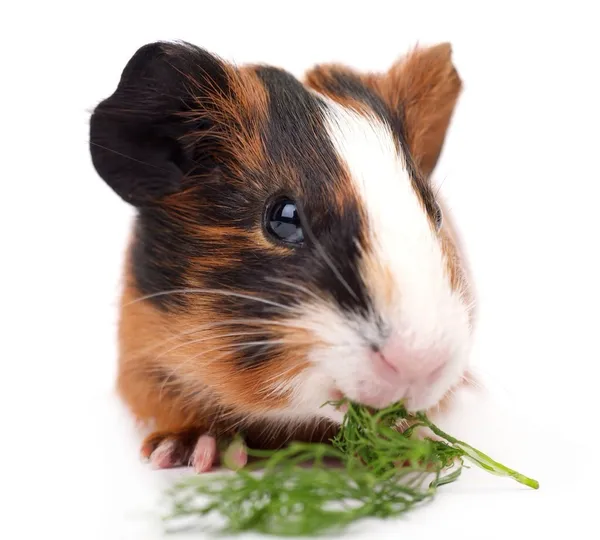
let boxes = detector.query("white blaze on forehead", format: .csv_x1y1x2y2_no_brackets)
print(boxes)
320,99,458,345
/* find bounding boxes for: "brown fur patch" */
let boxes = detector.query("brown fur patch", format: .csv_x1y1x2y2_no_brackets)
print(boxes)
437,198,477,325
305,42,462,180
364,43,462,179
116,240,318,440
178,65,270,181
304,68,374,117
357,241,397,311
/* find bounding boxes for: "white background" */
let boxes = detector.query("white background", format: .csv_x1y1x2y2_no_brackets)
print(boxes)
2,1,599,538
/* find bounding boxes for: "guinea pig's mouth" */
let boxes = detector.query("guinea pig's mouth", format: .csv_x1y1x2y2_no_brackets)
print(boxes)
326,386,403,414
325,368,450,417
328,389,349,412
327,386,408,415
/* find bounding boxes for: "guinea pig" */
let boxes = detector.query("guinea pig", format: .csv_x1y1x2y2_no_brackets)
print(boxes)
89,40,476,473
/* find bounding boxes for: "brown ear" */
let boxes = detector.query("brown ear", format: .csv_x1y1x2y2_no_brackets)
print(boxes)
374,43,463,177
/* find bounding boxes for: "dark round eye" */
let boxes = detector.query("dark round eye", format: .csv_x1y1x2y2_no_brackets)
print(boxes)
265,198,304,245
434,202,443,231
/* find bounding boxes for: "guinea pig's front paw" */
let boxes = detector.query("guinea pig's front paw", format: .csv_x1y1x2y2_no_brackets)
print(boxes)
140,429,247,474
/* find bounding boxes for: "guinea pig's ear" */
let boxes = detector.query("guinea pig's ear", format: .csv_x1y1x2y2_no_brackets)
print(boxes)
377,43,463,178
89,41,230,207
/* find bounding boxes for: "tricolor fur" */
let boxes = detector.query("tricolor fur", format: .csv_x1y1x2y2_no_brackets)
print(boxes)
90,41,475,449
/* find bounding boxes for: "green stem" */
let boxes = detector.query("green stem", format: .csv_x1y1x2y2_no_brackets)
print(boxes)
416,413,539,489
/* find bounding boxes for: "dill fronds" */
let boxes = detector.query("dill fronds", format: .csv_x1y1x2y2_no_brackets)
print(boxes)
163,400,538,536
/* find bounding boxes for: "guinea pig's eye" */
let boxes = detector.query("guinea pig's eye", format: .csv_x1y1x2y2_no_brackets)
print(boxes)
265,198,304,245
434,202,443,231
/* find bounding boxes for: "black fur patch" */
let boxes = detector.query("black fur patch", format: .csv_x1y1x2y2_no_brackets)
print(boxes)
130,208,193,310
251,66,372,315
89,41,228,207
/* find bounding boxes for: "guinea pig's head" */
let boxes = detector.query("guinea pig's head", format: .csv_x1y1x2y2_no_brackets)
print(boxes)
90,41,475,426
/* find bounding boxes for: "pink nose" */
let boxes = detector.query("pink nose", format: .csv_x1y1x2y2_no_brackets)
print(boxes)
369,337,447,385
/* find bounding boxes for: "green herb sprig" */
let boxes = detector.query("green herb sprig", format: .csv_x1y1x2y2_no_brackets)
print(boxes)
163,400,538,536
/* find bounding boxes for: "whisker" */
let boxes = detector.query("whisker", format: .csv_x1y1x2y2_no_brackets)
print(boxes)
224,413,254,433
123,287,301,314
151,330,268,363
461,370,487,391
177,339,288,368
199,339,315,368
156,338,315,400
262,362,308,387
156,344,247,403
260,370,311,402
434,175,448,198
178,317,317,337
131,317,320,362
265,277,324,304
296,205,360,303
149,372,212,408
461,296,477,313
309,415,329,443
89,141,173,172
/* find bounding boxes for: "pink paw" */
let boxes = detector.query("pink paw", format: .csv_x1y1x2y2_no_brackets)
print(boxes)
141,430,247,473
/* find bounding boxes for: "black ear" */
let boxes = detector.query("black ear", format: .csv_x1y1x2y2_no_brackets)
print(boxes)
89,41,230,207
